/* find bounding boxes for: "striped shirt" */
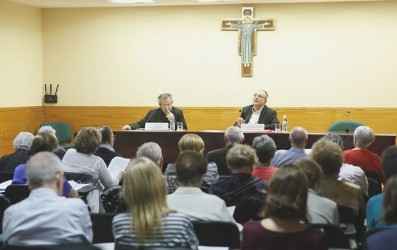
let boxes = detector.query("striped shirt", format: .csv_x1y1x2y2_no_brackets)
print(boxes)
112,212,198,250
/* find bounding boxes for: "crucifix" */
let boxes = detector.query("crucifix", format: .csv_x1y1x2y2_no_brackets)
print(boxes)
221,7,275,77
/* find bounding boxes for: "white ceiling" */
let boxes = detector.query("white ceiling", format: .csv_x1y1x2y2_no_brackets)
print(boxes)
6,0,392,8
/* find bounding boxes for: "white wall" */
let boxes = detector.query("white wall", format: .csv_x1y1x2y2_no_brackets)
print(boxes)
3,2,397,108
0,1,42,107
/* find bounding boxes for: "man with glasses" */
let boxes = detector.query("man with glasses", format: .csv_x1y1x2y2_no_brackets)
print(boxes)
122,93,187,130
235,89,279,130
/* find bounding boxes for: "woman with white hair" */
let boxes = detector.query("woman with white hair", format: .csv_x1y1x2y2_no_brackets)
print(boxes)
344,126,386,184
0,132,34,172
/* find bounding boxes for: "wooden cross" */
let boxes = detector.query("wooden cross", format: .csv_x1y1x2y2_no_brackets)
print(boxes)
221,7,275,77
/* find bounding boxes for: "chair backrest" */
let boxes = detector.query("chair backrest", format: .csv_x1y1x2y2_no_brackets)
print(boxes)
4,184,30,204
232,201,263,224
2,243,101,250
309,224,350,249
192,221,240,249
40,122,73,148
327,120,364,133
90,213,118,244
0,172,14,184
0,194,10,233
367,178,382,198
365,171,383,197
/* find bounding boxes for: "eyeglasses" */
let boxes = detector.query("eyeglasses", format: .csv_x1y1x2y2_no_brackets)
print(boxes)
253,93,266,99
160,103,173,108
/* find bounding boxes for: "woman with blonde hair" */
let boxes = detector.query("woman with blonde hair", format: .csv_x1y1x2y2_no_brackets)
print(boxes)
112,157,198,249
241,164,326,250
164,133,218,187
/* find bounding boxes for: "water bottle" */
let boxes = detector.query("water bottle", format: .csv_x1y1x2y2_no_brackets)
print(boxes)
282,115,288,132
169,121,175,131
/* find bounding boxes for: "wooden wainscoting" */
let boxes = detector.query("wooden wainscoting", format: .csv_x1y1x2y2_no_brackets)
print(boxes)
1,105,396,156
0,106,43,155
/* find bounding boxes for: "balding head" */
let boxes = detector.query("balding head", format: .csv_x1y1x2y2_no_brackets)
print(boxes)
289,127,308,148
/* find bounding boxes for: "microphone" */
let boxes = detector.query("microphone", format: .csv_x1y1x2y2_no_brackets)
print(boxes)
345,110,351,133
146,110,155,123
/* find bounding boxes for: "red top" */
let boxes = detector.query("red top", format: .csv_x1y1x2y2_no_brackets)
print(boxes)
344,149,385,184
252,166,278,182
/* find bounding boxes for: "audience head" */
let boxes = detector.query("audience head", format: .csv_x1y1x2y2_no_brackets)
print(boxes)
289,127,308,148
224,126,244,145
261,164,308,223
381,146,397,180
26,152,64,194
136,142,163,167
30,133,59,155
37,125,56,136
13,132,34,151
75,127,102,154
310,139,343,176
252,135,276,165
176,151,208,187
322,132,344,150
353,126,375,149
158,93,173,113
226,144,257,172
381,175,397,224
178,133,205,153
99,126,115,146
123,157,170,244
294,158,323,189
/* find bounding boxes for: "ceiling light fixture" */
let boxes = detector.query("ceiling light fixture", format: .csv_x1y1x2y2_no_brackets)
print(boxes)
110,0,156,4
197,0,239,2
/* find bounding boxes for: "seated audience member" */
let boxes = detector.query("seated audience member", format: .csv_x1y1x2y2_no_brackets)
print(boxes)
122,93,187,130
94,126,121,166
167,151,241,230
0,132,34,172
367,146,397,229
271,127,309,167
363,175,397,250
234,89,279,130
295,158,339,224
164,133,219,186
3,152,92,246
311,139,364,235
241,165,327,250
251,135,278,181
12,133,78,198
62,127,123,212
37,125,67,159
112,157,198,249
206,126,244,175
136,142,178,194
209,144,267,210
322,133,368,196
344,126,386,184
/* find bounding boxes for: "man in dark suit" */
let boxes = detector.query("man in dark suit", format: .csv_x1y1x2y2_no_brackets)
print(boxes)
235,90,279,130
206,126,244,175
122,93,187,130
95,126,121,166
